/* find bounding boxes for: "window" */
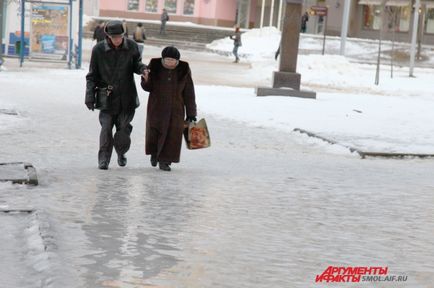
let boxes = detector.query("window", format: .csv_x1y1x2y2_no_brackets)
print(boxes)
385,6,397,30
426,8,434,33
128,0,139,11
183,0,195,15
362,4,410,32
397,5,410,32
363,5,382,30
164,0,177,13
145,0,158,12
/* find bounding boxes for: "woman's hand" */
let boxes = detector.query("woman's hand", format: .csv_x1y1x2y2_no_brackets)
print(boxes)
142,69,150,82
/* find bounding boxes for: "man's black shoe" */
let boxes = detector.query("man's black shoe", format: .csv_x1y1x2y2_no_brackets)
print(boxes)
98,161,109,170
118,154,127,167
150,155,157,167
159,162,171,171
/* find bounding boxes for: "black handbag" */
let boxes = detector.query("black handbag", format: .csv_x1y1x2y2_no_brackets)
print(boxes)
95,86,113,110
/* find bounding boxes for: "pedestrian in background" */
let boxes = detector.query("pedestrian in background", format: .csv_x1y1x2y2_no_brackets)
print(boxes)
275,42,280,60
229,26,242,63
85,20,148,170
93,21,106,43
160,9,169,35
122,19,129,38
141,46,197,172
133,23,147,57
301,12,309,33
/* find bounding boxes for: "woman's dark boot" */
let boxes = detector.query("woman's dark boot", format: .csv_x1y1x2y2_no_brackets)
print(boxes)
150,155,157,167
159,162,171,171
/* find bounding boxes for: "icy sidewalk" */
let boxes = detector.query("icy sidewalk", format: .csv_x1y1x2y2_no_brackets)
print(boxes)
2,31,434,156
1,85,434,287
1,62,434,287
1,61,433,156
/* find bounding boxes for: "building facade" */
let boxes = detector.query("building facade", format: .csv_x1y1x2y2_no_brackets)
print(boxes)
99,0,257,28
84,0,100,17
305,0,434,45
2,0,434,54
97,0,434,44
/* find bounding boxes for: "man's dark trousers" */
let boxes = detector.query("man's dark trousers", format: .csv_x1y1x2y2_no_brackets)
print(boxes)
98,110,135,165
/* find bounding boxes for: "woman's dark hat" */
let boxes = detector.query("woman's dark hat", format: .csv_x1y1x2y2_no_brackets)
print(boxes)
161,46,180,60
105,20,125,36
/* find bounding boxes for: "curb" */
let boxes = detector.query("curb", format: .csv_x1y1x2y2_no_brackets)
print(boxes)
357,152,434,159
0,162,39,185
0,209,34,213
0,109,18,115
293,128,434,159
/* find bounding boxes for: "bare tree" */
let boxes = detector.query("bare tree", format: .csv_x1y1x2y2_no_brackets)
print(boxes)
375,0,387,85
385,6,398,78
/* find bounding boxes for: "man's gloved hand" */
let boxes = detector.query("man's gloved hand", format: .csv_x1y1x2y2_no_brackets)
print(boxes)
186,116,197,122
86,102,95,111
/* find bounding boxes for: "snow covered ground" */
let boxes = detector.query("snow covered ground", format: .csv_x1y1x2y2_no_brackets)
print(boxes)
1,27,434,154
204,27,434,154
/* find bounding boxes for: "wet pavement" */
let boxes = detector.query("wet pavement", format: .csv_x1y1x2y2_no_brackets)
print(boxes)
1,49,434,288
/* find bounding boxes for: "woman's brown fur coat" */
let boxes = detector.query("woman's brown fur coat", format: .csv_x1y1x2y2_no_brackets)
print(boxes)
141,58,197,163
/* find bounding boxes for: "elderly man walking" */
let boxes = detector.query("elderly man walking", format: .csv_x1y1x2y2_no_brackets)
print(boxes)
85,20,148,170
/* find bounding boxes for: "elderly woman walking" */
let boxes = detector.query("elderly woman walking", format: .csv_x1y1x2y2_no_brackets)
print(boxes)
141,46,197,171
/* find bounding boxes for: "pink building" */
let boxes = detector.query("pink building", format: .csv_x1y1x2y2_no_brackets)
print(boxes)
99,0,434,46
99,0,257,28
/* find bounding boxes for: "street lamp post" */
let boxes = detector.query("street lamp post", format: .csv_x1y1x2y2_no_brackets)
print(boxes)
409,0,421,77
0,0,4,68
277,0,283,30
76,0,83,69
68,0,73,69
375,0,386,85
270,0,275,26
260,0,266,29
20,0,25,67
340,0,351,55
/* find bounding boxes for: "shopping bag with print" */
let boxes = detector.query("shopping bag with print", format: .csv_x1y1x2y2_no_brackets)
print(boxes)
183,118,211,149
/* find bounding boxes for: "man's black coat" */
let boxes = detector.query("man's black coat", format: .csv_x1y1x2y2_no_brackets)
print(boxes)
85,38,146,114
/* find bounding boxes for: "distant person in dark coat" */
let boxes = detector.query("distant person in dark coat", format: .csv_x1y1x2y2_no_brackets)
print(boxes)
301,12,309,33
275,41,281,60
229,26,242,63
85,20,148,170
160,9,169,35
93,21,106,43
140,46,197,172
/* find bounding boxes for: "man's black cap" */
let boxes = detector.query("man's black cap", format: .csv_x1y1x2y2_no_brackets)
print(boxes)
105,20,125,36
